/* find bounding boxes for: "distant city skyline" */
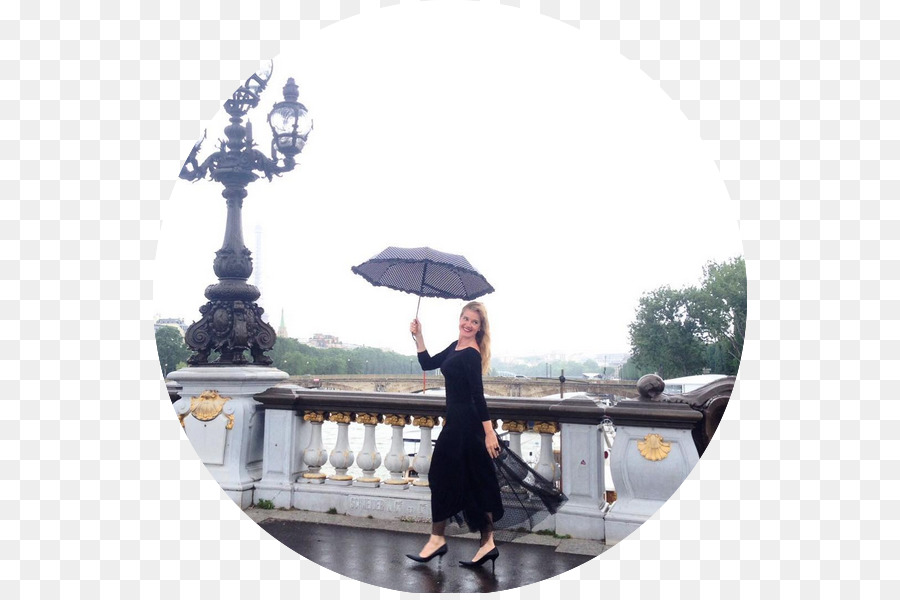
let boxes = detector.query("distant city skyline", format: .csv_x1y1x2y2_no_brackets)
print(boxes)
157,305,632,365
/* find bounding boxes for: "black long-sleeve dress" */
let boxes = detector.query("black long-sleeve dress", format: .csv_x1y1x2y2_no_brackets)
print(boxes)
418,342,504,531
419,342,569,539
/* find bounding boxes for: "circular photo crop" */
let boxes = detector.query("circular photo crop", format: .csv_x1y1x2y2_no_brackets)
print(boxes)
156,2,745,593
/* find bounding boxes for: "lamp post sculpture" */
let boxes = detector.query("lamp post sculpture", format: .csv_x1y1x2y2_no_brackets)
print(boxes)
171,63,313,509
179,62,312,366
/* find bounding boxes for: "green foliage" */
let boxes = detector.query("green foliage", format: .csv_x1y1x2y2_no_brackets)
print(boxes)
534,529,572,539
619,357,644,381
268,337,420,375
628,286,707,379
687,256,747,366
327,508,338,515
155,326,191,377
705,339,740,375
627,256,746,379
256,499,275,510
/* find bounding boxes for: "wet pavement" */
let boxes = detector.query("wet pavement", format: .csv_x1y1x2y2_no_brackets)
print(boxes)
249,509,606,593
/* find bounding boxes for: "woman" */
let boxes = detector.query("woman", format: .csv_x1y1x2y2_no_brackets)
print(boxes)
405,301,504,570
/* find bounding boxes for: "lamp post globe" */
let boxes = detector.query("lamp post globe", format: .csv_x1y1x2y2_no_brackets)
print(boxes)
268,78,313,162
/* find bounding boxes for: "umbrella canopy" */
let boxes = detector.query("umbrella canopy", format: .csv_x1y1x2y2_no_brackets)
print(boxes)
351,246,494,301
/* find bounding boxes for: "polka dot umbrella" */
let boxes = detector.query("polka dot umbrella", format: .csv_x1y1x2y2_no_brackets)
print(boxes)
351,246,495,317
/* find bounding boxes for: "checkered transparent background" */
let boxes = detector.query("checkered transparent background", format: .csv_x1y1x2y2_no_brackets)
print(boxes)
2,0,895,597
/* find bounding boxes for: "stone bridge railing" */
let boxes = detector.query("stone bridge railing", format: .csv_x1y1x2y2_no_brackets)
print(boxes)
169,366,732,544
289,374,639,399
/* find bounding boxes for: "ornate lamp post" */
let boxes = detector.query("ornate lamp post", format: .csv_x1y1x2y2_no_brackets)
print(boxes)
179,62,312,366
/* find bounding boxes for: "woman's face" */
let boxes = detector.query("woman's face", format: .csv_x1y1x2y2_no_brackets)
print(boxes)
458,309,482,342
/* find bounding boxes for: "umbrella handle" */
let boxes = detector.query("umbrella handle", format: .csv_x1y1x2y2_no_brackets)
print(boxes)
411,295,422,341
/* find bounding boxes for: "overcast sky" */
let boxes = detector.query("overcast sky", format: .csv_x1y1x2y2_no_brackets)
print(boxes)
155,3,743,361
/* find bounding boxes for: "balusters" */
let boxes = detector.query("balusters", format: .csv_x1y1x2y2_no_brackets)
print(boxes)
533,421,560,483
327,412,355,485
410,416,438,488
382,414,410,488
301,411,328,483
354,413,383,487
501,420,527,457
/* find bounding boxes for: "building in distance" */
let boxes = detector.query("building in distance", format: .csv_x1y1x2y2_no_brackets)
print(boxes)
277,310,289,338
154,316,188,334
307,333,343,349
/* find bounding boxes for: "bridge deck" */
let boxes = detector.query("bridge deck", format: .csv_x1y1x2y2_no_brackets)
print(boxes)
246,507,606,593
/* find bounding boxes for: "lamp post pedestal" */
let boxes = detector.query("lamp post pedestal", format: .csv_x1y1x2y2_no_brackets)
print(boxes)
184,206,277,366
170,366,288,508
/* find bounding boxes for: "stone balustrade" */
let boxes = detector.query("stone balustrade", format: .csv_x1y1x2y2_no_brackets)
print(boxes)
248,378,733,543
171,374,733,544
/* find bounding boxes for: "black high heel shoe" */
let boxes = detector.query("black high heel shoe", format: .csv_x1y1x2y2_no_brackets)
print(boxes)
406,543,448,563
458,547,499,573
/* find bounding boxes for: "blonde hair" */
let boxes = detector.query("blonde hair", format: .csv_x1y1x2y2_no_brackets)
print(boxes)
461,301,491,375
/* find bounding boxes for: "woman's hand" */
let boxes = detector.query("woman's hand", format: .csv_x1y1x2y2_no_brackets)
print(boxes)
484,428,501,459
410,318,426,352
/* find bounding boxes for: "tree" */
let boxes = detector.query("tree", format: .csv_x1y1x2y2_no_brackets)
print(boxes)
628,286,707,379
626,256,747,379
155,326,191,377
705,340,739,375
268,335,426,376
687,256,747,367
619,357,643,381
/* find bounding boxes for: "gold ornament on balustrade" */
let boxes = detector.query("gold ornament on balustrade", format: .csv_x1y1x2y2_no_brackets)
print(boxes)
356,413,382,425
502,420,527,433
412,416,438,428
303,411,326,423
533,421,559,434
637,433,671,461
180,390,234,430
329,412,356,424
384,414,410,427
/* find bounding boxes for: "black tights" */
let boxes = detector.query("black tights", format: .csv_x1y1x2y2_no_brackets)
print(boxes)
432,514,494,546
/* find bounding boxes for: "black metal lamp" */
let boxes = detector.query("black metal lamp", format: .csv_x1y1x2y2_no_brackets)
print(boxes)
224,62,273,117
178,62,312,366
268,77,313,163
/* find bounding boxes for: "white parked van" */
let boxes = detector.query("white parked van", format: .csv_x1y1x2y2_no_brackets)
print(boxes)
663,374,729,395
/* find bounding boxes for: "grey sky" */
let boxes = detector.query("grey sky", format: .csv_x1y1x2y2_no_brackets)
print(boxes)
155,4,743,360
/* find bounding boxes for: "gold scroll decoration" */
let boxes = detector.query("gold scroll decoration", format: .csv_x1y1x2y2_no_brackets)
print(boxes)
329,412,355,424
637,433,671,461
356,413,382,425
303,411,326,423
533,421,559,435
502,420,527,433
181,390,234,430
412,416,438,428
384,414,410,427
